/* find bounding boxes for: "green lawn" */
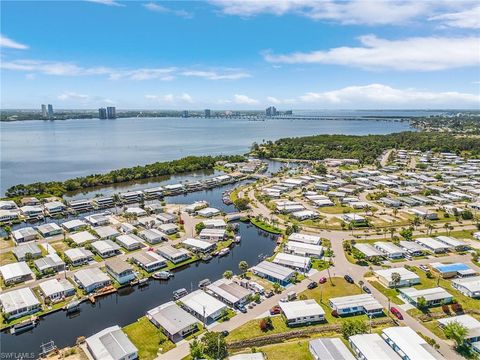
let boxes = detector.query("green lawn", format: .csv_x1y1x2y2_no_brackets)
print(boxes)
253,340,313,360
318,205,358,214
123,317,175,360
368,280,404,305
0,251,17,265
227,315,295,342
250,218,282,234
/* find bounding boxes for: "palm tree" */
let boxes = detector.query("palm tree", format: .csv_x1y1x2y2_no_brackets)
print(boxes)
238,261,249,277
391,272,402,289
223,270,233,279
393,208,398,218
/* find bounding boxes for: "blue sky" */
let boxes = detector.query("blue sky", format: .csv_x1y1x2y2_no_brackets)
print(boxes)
1,0,479,109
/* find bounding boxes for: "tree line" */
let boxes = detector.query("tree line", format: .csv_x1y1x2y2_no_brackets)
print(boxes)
5,155,245,198
250,132,480,164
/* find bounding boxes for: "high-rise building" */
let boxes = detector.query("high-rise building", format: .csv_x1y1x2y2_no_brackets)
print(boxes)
265,106,277,117
98,108,107,119
182,110,189,118
106,106,116,119
285,110,293,115
47,104,54,118
41,104,47,118
204,109,211,118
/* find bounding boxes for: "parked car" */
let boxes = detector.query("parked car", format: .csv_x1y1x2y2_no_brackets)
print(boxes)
308,281,318,289
419,265,429,272
390,307,403,320
270,306,281,315
221,330,229,337
265,290,274,298
318,277,327,284
344,275,354,284
362,286,371,294
237,305,247,313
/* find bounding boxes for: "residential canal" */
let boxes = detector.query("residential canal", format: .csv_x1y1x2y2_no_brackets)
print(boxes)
1,221,278,356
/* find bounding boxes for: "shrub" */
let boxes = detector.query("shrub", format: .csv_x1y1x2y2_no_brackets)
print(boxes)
442,304,450,314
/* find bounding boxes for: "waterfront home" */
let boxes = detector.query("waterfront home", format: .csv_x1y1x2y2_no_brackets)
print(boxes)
399,287,453,307
0,261,34,285
120,190,143,203
43,201,66,216
13,243,42,261
156,212,177,224
86,325,138,360
84,213,110,227
34,253,65,274
452,276,480,298
20,197,40,206
373,242,406,259
147,301,198,342
182,238,216,253
184,201,209,214
279,299,325,327
399,241,427,256
329,294,383,316
0,288,41,320
139,228,165,244
202,219,226,229
0,200,17,210
0,210,19,222
20,205,44,219
12,227,38,244
69,231,97,246
199,228,226,242
196,207,221,218
284,241,323,258
157,223,178,235
438,315,480,344
309,338,356,360
115,234,143,251
39,278,75,302
349,334,401,360
164,184,185,194
179,290,228,323
353,243,384,260
93,196,114,208
93,225,120,240
250,260,295,286
74,268,111,293
68,199,94,212
143,187,164,199
131,250,167,272
288,233,322,245
61,219,88,232
64,248,93,267
156,244,191,264
273,252,311,273
430,262,477,278
206,278,252,307
291,210,319,221
435,236,470,251
105,258,136,285
415,237,451,254
91,240,121,258
382,326,443,360
374,268,420,288
36,223,62,238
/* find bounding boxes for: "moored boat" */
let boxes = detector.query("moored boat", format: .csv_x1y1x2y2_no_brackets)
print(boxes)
218,248,230,256
10,316,37,334
153,271,172,280
173,288,188,300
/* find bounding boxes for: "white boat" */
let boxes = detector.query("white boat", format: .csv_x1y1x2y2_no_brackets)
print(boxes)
153,271,172,280
218,248,230,256
234,235,241,243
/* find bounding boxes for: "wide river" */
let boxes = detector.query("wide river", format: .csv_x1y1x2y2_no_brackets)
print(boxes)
0,115,415,195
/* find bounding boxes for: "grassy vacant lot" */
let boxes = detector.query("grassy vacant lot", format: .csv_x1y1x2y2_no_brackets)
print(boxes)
123,316,175,360
318,205,358,214
368,279,404,305
0,251,17,265
0,238,14,250
246,340,313,360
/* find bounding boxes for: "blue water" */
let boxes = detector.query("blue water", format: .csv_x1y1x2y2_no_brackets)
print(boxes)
0,116,414,195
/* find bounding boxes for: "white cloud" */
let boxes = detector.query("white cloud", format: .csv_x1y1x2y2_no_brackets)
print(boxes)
211,1,480,28
181,70,251,80
298,84,479,107
109,67,176,80
143,2,193,18
429,5,480,29
264,35,480,71
86,0,125,7
267,96,281,104
0,34,28,49
58,91,89,101
233,94,259,105
145,93,194,104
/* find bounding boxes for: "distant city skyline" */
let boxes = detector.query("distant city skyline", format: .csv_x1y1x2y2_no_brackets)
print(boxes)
1,0,480,109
